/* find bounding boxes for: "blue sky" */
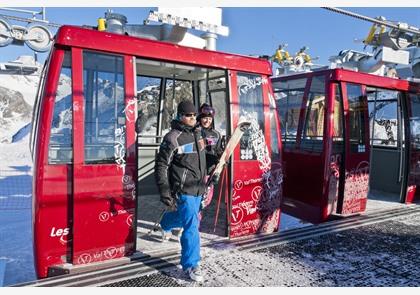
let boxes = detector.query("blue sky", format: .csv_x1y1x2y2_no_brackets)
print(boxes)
0,7,419,67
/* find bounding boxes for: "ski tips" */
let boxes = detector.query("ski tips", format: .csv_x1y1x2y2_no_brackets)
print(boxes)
237,117,252,130
237,116,251,125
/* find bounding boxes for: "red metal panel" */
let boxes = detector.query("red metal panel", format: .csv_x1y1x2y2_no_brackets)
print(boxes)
229,73,281,238
261,79,282,232
281,151,326,223
54,26,272,76
33,49,71,278
72,48,84,166
123,55,137,249
321,78,337,220
405,93,420,203
272,68,415,93
72,51,136,266
325,83,343,217
332,69,410,91
280,75,331,223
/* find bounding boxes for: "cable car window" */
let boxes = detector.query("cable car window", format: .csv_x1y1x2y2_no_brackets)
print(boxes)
237,73,265,160
199,72,227,102
83,51,125,164
208,76,226,90
161,79,193,136
136,76,161,144
208,91,227,137
274,78,306,149
347,83,367,153
48,51,72,164
367,88,399,148
198,71,228,137
409,94,420,150
301,76,326,153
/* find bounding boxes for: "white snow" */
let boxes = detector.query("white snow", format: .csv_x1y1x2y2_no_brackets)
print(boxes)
0,74,40,107
0,73,39,143
0,133,33,167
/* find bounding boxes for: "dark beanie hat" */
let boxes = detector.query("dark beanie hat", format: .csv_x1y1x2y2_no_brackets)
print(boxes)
177,100,196,115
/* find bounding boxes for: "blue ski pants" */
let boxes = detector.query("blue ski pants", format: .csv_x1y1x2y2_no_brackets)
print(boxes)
160,194,202,270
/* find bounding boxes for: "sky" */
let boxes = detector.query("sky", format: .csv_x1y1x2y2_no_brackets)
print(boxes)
0,6,419,67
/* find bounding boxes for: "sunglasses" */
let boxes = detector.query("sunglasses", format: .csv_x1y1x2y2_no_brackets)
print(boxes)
183,113,197,118
200,106,215,116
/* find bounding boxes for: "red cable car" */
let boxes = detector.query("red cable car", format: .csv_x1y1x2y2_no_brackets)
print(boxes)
272,69,420,223
30,25,283,278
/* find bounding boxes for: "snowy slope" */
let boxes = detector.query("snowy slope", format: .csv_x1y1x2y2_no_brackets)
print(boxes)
0,73,40,107
0,72,39,143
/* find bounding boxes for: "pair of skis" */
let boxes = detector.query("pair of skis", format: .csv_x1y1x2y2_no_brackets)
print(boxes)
201,119,251,205
148,119,251,235
204,119,251,189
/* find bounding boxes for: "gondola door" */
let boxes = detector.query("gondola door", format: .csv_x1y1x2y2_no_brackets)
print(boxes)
336,82,370,215
274,74,333,223
72,50,137,265
229,72,282,238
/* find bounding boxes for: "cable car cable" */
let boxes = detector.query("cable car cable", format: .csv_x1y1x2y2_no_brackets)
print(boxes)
322,7,420,36
0,13,61,28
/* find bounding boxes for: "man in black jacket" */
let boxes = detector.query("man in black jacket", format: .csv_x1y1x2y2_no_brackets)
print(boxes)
155,100,207,282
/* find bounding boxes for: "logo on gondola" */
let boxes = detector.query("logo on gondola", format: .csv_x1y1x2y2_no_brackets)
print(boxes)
231,206,244,225
251,186,263,202
99,211,110,222
50,227,70,245
234,180,243,191
77,253,92,264
104,247,118,259
122,175,132,184
126,215,133,227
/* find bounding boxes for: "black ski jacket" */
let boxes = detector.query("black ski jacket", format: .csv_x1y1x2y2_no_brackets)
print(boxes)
155,120,207,199
201,127,223,173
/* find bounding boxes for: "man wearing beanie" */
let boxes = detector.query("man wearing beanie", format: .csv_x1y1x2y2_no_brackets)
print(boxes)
155,100,207,282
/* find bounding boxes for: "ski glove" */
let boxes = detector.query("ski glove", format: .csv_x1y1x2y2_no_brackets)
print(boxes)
160,193,177,210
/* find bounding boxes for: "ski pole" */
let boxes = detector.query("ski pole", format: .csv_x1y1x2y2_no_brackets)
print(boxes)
147,208,167,236
213,167,226,233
